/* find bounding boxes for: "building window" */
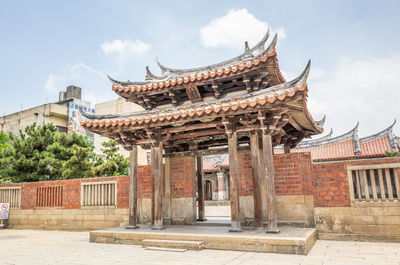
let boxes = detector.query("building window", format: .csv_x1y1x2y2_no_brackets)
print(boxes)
36,186,63,207
347,164,400,203
81,181,117,207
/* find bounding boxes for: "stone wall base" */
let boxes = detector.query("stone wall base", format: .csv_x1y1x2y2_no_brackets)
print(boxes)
171,197,196,224
6,208,129,231
315,206,400,242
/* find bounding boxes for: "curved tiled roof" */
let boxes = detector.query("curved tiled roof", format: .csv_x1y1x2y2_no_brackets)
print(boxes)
108,32,284,94
80,61,320,133
274,120,399,162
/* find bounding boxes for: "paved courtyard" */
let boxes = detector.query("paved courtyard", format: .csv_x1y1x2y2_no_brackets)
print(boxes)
0,229,399,265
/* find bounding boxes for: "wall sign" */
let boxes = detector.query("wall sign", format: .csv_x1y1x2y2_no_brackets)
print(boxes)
0,203,9,219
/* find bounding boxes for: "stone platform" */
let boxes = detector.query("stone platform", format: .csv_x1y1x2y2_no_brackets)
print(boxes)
90,225,317,255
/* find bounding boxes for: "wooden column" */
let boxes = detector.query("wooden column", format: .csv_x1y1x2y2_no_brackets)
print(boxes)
284,144,291,154
262,130,279,233
250,131,263,227
126,146,139,229
228,131,241,232
164,156,172,224
151,142,165,229
196,155,206,221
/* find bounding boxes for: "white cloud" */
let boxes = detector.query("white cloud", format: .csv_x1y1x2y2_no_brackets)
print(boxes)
200,9,286,50
45,74,66,94
44,63,117,106
100,39,150,55
308,54,400,136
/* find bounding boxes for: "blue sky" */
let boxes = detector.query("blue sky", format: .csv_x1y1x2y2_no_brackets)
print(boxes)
1,0,399,137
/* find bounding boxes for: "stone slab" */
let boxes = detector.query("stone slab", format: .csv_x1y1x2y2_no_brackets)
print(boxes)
90,225,317,255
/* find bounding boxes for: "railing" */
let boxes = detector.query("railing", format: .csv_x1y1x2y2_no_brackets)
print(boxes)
36,186,63,207
0,187,21,208
81,181,117,207
347,163,400,203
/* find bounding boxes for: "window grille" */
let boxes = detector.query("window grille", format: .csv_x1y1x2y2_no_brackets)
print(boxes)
81,181,117,207
36,186,63,207
347,164,400,203
0,187,21,208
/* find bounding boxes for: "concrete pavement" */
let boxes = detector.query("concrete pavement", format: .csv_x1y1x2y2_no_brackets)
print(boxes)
0,229,399,265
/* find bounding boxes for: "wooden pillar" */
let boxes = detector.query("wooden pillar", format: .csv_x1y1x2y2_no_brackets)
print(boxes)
250,131,263,227
151,142,164,229
126,145,139,229
228,131,241,232
284,143,291,154
196,155,206,221
164,157,172,224
262,130,279,233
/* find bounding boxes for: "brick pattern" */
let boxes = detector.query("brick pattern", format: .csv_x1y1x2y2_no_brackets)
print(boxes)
138,166,152,199
170,156,196,198
236,150,313,197
312,157,400,207
237,150,253,196
0,176,130,210
274,153,313,196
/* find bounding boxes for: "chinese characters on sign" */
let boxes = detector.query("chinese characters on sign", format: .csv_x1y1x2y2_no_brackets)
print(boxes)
68,100,96,142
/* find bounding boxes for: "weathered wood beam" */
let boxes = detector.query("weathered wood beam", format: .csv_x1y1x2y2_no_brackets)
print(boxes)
161,121,220,135
250,131,263,227
288,117,303,132
228,130,241,232
196,155,206,221
151,142,164,230
211,80,222,98
126,145,139,229
261,130,279,233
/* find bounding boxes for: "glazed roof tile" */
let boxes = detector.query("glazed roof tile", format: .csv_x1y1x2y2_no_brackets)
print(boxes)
108,32,284,93
80,61,317,131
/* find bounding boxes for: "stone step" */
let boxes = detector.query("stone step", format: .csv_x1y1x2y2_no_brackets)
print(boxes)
141,239,204,250
144,246,187,252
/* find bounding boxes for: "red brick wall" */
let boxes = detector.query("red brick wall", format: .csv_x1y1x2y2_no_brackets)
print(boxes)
238,150,253,196
274,152,313,195
0,176,129,210
236,150,313,196
170,156,196,198
312,157,400,207
138,165,152,199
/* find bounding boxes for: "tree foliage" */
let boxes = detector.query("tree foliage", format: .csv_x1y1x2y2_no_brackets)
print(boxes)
0,124,96,182
95,139,129,177
385,151,400,157
0,123,130,183
0,131,8,152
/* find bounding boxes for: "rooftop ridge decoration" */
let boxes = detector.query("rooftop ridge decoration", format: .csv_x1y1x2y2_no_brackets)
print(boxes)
80,61,313,123
359,119,397,151
155,31,276,77
107,32,284,104
274,122,358,150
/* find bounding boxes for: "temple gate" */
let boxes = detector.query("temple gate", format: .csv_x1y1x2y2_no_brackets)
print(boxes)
80,30,323,232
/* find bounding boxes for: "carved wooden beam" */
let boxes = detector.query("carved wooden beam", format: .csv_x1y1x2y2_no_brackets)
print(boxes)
243,74,251,91
211,80,222,98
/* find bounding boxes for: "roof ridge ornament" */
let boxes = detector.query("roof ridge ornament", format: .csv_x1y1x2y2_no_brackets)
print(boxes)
107,74,146,86
293,128,333,148
359,119,398,151
244,41,252,57
145,66,168,81
265,33,278,54
316,115,326,126
154,29,271,76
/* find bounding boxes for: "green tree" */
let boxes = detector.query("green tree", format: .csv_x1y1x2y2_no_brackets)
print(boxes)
0,131,7,152
0,123,97,182
95,139,129,177
0,131,10,183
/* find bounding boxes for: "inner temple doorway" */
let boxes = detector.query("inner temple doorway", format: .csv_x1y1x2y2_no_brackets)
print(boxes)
198,154,231,223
